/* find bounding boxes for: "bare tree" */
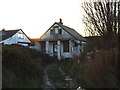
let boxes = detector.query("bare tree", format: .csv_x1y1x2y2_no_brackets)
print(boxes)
82,0,119,49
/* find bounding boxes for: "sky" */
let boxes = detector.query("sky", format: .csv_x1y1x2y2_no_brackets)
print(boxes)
0,0,85,38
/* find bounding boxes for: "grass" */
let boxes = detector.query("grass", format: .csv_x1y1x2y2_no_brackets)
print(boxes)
61,60,87,88
3,68,43,88
3,44,119,88
61,48,119,88
47,62,67,88
2,45,44,88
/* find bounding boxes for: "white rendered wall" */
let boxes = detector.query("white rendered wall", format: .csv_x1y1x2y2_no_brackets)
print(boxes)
0,30,31,46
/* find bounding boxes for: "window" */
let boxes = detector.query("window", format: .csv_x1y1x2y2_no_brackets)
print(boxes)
55,28,58,34
59,29,62,34
18,33,24,38
63,41,69,52
54,26,62,34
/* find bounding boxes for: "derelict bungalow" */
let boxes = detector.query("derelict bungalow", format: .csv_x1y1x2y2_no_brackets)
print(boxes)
37,19,86,60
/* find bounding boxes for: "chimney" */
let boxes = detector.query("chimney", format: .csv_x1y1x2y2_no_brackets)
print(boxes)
59,18,63,24
0,28,5,34
2,28,5,32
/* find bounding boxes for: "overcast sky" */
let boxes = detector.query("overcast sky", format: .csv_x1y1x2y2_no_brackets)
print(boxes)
0,0,85,38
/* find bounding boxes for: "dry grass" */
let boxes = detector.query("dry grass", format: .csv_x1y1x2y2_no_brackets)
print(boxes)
62,47,119,88
84,48,119,88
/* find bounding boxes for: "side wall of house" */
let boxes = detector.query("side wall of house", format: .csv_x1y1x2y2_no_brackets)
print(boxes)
61,40,83,59
34,41,41,51
0,30,31,46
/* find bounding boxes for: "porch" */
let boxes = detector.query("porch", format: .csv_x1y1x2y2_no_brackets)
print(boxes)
40,40,73,60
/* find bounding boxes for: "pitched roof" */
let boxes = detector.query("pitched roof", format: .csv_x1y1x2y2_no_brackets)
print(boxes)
0,29,20,41
57,22,86,41
0,29,31,42
40,22,86,41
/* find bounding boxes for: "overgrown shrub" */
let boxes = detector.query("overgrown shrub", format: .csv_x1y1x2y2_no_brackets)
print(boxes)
61,60,85,88
62,48,119,88
84,48,119,88
47,62,65,82
2,45,43,88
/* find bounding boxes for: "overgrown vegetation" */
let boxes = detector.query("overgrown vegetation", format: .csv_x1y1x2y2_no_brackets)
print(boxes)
61,1,119,88
62,47,119,88
2,45,44,88
47,62,67,88
83,48,119,88
61,58,88,88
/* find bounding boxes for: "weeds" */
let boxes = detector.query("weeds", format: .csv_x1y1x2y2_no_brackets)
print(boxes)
62,48,119,88
2,45,43,88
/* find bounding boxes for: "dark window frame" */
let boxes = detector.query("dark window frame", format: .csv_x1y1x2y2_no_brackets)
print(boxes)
63,41,69,52
53,26,62,34
59,29,62,34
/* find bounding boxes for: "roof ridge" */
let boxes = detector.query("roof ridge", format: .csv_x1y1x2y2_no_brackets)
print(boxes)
57,22,85,41
4,29,21,31
0,29,22,41
58,23,74,30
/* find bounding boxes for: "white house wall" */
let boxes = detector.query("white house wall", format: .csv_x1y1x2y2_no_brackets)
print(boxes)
60,41,72,59
40,30,51,40
17,30,31,43
34,41,41,51
0,30,31,46
58,40,80,59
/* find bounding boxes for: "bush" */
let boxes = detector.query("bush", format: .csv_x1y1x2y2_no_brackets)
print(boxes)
84,49,119,88
40,53,56,66
61,60,85,88
62,48,119,88
47,62,65,82
2,45,43,88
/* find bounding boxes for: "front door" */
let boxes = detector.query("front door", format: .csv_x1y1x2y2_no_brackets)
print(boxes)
53,44,57,57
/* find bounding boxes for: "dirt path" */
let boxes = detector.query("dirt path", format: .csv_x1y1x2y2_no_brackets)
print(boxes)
58,67,79,89
42,63,83,90
42,66,56,90
58,66,85,90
